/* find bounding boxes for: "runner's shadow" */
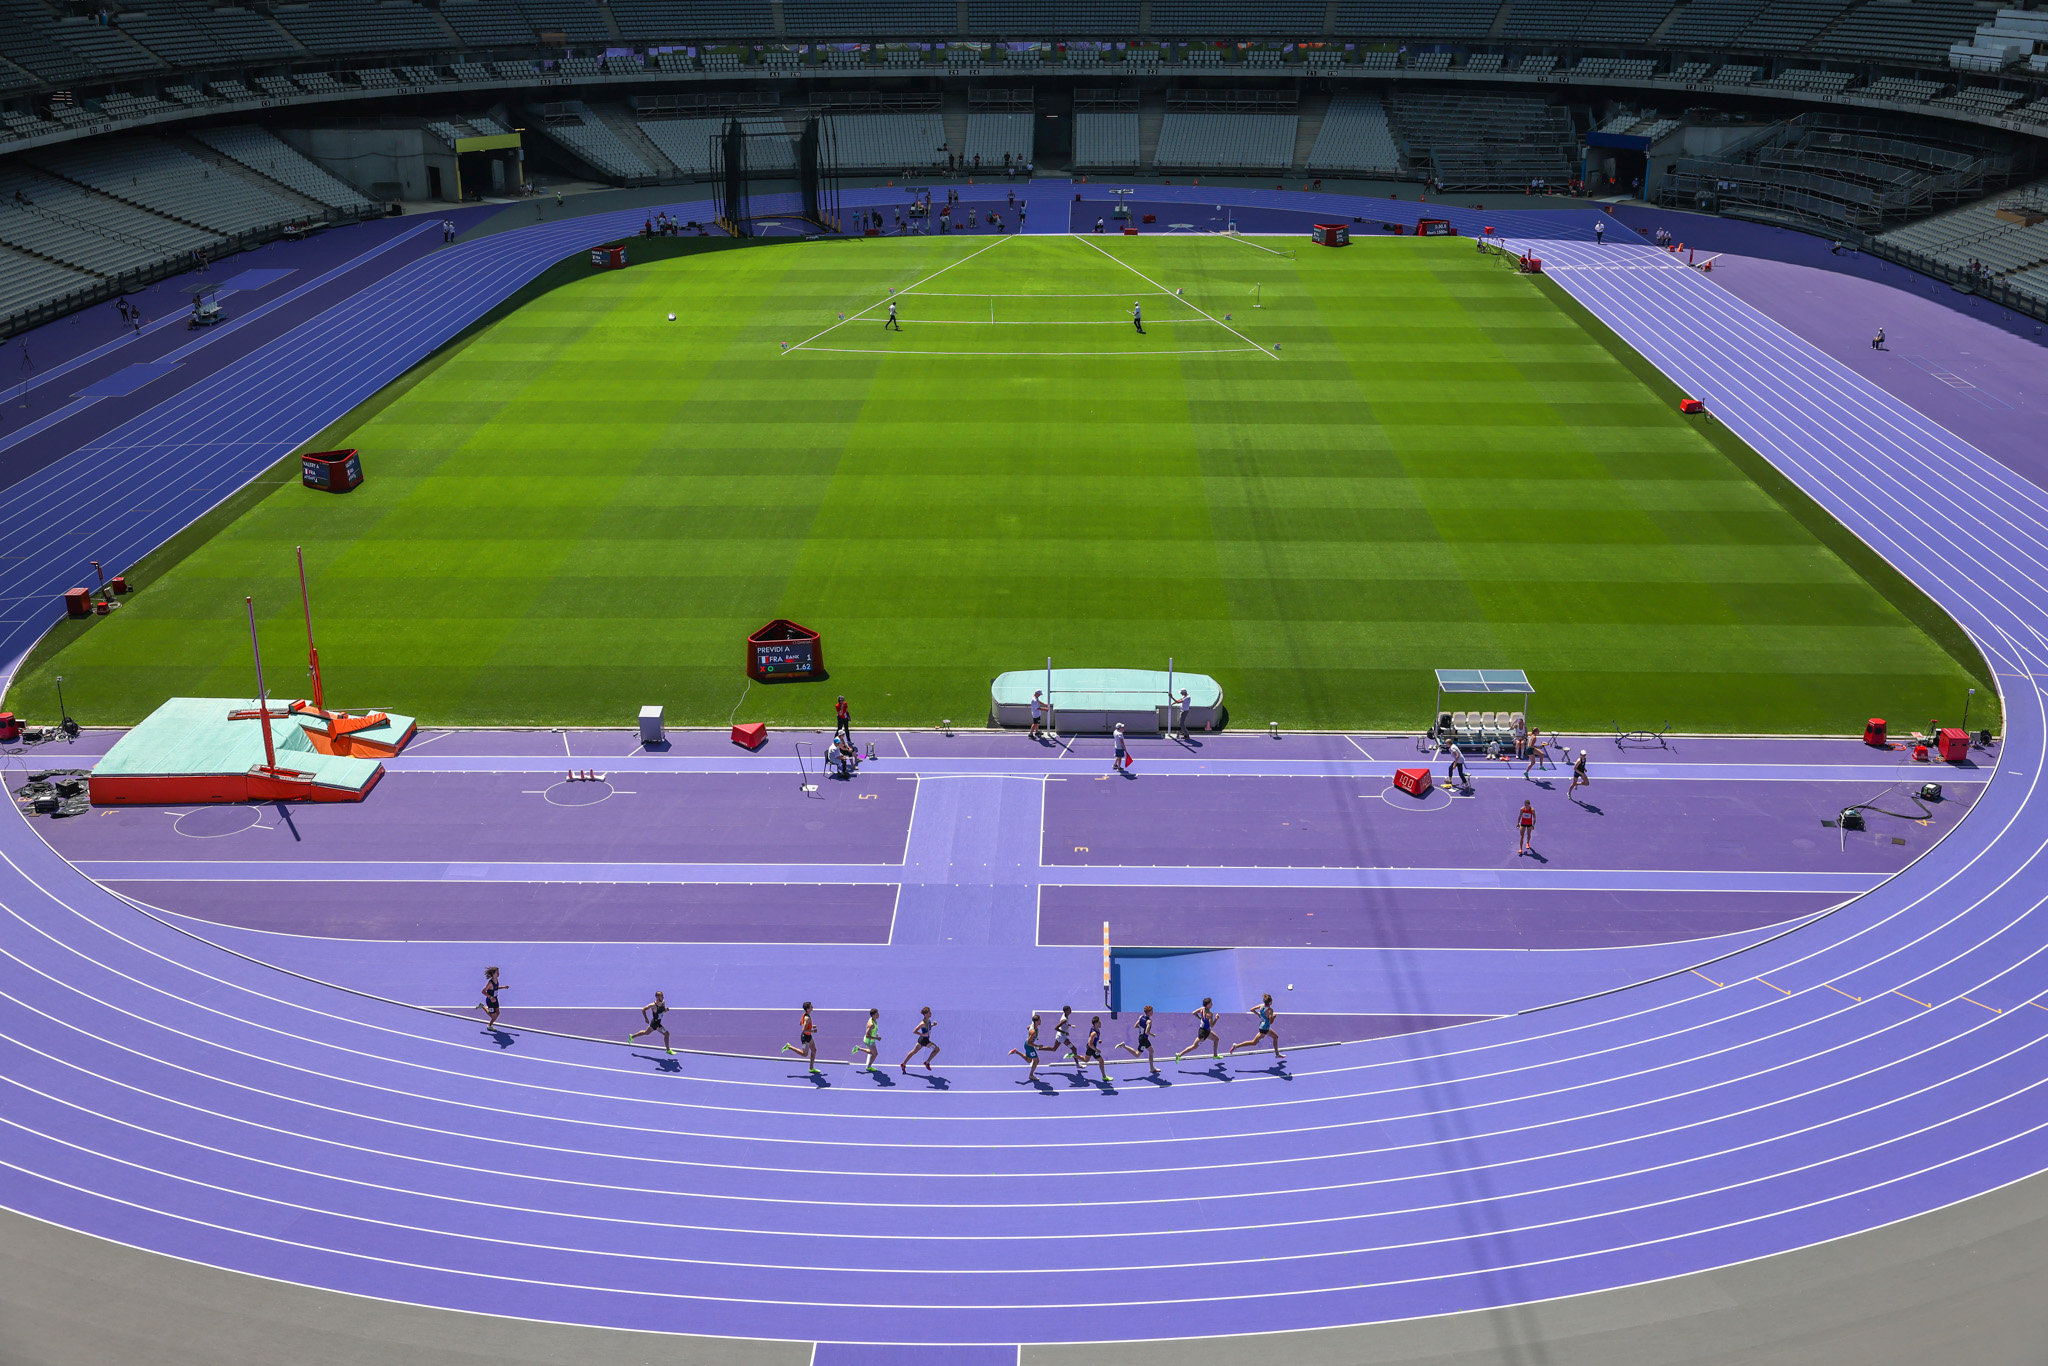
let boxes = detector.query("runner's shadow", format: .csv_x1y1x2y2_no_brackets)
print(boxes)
633,1052,681,1073
481,1027,515,1049
913,1072,950,1090
1017,1076,1057,1094
792,1070,830,1088
1574,800,1604,815
1183,1061,1232,1082
859,1067,897,1087
1522,848,1550,864
1526,778,1555,790
1235,1061,1292,1079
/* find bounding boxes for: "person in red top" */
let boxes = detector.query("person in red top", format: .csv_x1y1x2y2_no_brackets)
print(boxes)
834,695,851,744
1517,800,1537,855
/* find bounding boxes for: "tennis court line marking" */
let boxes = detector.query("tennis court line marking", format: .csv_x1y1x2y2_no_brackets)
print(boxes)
783,233,1016,356
1073,234,1279,359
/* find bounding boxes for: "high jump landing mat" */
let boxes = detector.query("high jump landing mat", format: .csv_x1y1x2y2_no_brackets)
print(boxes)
991,668,1222,732
87,697,403,804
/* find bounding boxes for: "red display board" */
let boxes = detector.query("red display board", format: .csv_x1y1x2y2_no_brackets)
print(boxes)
1416,218,1457,237
301,449,363,494
1394,767,1434,797
747,619,824,682
590,245,628,269
732,722,767,750
1312,223,1350,247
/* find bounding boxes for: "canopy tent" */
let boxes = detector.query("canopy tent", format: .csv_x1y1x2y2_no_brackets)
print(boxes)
1431,669,1533,751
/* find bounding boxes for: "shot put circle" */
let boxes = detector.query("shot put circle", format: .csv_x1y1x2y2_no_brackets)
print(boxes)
174,807,268,838
543,779,615,807
1379,782,1454,813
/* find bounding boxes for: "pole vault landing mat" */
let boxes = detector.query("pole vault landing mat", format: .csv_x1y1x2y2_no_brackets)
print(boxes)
88,697,385,805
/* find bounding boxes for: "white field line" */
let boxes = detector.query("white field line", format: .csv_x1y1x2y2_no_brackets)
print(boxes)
782,234,1018,355
1211,232,1297,258
1074,235,1279,359
793,346,1263,358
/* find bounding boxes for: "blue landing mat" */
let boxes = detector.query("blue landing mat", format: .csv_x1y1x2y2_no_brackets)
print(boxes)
76,361,181,397
217,267,295,293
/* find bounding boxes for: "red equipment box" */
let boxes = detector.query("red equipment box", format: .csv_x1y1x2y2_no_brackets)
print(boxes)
0,713,17,743
1864,717,1888,747
747,618,824,683
64,588,91,618
1312,223,1350,247
589,244,628,269
1416,218,1457,237
1679,398,1705,414
301,448,363,494
1394,766,1434,797
110,575,129,595
731,722,767,750
1938,727,1969,762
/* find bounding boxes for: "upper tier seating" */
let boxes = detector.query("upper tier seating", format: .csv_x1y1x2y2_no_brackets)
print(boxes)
1389,90,1576,190
1811,0,1990,65
783,0,957,35
1333,0,1500,39
273,0,452,55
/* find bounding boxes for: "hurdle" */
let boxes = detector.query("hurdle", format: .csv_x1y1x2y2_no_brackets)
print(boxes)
795,741,819,795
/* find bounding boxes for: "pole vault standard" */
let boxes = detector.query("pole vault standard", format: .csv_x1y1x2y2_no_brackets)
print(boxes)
297,545,324,714
246,596,279,775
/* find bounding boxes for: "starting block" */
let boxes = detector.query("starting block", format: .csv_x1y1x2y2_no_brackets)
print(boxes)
732,722,767,750
1394,767,1434,797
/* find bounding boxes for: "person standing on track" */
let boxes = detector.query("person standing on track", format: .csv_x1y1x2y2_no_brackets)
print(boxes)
1569,749,1591,800
834,695,852,742
1009,1012,1043,1081
629,989,674,1056
1175,998,1222,1063
1444,744,1468,792
1229,993,1285,1065
1524,727,1548,778
479,965,505,1032
901,1006,939,1073
1117,1004,1159,1072
780,1000,819,1072
1029,690,1046,740
1517,800,1537,855
1594,218,1605,245
1112,722,1131,775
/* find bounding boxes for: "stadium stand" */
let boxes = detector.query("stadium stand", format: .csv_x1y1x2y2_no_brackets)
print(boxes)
1519,54,1559,73
0,0,99,84
1154,111,1300,170
1664,113,2016,232
0,161,220,276
1864,74,1948,102
965,109,1033,166
1738,0,1858,51
1813,0,1990,65
535,101,662,180
781,0,956,36
36,135,314,237
1333,0,1500,39
1464,52,1506,72
1877,178,2048,277
1710,63,1764,84
635,116,731,175
1504,0,1598,43
823,111,948,170
441,0,536,46
1389,90,1577,189
1150,0,1327,36
275,0,463,54
1073,91,1139,169
191,126,376,211
1413,51,1452,71
1304,91,1402,174
1761,67,1859,94
1662,0,1767,47
522,0,612,43
0,243,96,323
607,0,771,40
46,17,166,80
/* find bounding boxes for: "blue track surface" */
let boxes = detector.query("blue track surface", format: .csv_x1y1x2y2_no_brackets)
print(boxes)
0,185,2043,1352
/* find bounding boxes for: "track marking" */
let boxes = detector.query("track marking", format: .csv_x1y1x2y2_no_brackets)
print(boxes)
1826,984,1861,1002
1691,969,1723,987
1894,989,1932,1009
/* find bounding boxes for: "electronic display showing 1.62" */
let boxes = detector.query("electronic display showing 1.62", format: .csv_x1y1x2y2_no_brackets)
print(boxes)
755,640,815,674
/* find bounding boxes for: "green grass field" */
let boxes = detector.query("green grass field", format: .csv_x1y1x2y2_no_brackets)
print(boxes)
6,231,1994,733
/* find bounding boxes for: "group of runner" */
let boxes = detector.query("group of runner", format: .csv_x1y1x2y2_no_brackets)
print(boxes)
480,980,1290,1078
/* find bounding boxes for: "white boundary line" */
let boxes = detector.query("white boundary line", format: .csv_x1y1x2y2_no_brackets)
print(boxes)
1211,232,1297,258
782,233,1017,355
1074,234,1279,359
795,346,1262,358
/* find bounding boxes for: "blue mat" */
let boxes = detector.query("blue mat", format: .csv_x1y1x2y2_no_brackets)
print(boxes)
218,267,295,293
77,361,181,398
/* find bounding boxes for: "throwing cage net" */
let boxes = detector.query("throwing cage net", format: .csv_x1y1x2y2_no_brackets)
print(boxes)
712,114,841,237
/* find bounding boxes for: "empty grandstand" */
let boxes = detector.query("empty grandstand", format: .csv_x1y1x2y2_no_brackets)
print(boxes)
1304,92,1403,176
1662,112,2026,233
1389,91,1578,190
1155,91,1298,172
1073,89,1140,170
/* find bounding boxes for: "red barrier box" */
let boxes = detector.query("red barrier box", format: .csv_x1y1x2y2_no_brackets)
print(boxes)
731,722,767,750
1394,767,1434,797
64,588,90,618
1864,717,1888,747
1679,398,1705,413
1938,728,1969,762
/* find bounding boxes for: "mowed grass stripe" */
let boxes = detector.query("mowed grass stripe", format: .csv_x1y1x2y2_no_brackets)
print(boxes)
3,235,1992,734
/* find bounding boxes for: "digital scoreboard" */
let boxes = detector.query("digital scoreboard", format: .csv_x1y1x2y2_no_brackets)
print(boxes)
747,619,824,682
